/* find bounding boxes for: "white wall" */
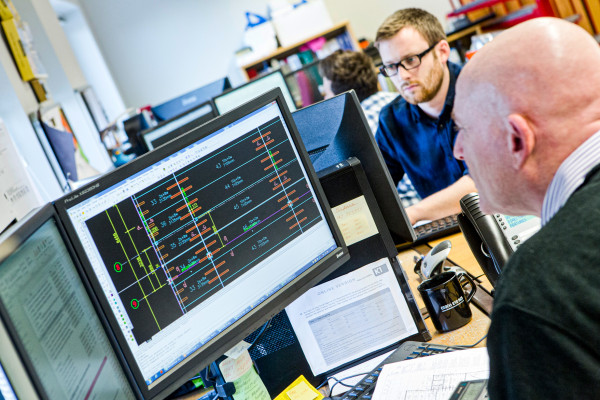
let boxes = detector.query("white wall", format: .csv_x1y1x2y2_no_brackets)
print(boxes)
55,0,127,122
76,0,451,109
325,0,451,41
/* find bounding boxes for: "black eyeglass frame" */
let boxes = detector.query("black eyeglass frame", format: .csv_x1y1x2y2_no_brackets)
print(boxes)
379,41,439,77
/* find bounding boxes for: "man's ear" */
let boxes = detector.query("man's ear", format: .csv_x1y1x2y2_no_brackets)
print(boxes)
507,113,535,169
437,40,451,63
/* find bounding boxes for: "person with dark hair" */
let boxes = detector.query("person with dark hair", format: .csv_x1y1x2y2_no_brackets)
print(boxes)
319,50,396,133
318,49,420,206
374,8,476,224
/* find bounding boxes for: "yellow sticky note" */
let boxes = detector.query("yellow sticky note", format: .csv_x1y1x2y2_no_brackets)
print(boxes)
274,375,323,400
287,381,318,400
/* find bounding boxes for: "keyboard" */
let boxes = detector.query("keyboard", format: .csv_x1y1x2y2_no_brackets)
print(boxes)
399,213,461,250
337,341,465,400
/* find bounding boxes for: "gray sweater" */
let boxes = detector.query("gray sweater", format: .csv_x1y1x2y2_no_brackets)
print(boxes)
487,164,600,399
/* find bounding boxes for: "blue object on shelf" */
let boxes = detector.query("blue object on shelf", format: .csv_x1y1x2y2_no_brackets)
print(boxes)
245,12,268,28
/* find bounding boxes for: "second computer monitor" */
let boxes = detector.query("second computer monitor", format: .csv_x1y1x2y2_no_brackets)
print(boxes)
55,88,348,399
0,205,137,399
292,91,416,246
152,77,231,122
141,102,217,151
213,70,297,115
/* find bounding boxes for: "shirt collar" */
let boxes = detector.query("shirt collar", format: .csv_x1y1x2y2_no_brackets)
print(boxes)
409,62,461,122
541,129,600,225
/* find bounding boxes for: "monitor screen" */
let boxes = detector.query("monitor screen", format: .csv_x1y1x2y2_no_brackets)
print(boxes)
152,77,231,122
0,205,137,399
213,70,297,115
142,102,216,151
55,89,348,399
292,91,416,246
0,360,17,400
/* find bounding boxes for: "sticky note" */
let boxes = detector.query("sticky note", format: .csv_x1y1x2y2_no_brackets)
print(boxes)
274,375,323,400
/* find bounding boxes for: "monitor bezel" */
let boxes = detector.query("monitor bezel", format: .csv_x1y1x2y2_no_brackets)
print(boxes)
212,69,297,115
151,77,230,122
140,101,217,152
0,204,142,399
54,89,349,400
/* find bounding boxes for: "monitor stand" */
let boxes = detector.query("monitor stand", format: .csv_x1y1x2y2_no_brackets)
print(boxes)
200,359,235,400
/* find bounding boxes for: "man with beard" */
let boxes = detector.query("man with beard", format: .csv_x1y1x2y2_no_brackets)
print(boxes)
374,8,476,224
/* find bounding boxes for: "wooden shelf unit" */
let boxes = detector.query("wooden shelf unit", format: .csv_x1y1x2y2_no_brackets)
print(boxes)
240,21,359,80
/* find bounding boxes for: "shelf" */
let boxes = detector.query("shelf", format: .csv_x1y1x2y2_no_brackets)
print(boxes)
447,0,507,17
240,21,358,73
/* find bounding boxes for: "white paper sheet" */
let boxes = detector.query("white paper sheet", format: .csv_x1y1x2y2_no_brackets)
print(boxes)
372,347,489,400
286,258,419,375
331,196,379,246
0,119,43,232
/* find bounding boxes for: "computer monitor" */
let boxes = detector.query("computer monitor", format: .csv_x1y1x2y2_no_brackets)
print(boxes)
152,77,231,122
141,102,217,151
122,113,150,157
0,356,19,400
292,91,416,246
0,205,138,399
213,70,297,115
54,88,349,399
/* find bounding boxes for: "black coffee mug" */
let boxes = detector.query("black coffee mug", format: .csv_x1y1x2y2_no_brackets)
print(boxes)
417,271,477,332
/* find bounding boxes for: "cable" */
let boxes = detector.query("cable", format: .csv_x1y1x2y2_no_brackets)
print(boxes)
456,333,488,348
323,372,369,398
247,318,272,351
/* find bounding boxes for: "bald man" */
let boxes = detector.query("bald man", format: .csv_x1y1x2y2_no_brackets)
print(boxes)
453,18,600,398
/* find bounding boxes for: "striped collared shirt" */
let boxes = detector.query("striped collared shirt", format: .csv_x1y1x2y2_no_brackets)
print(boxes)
360,91,399,135
541,129,600,225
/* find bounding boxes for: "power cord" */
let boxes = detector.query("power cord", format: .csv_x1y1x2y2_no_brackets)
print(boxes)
247,318,272,351
317,372,369,399
455,333,488,348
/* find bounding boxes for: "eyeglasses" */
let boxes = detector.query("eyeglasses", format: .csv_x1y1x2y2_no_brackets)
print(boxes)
379,42,439,77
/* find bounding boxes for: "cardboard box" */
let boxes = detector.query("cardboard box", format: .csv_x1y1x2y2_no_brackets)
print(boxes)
271,0,333,47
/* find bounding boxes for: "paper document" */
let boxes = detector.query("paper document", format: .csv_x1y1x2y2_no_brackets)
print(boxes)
286,258,419,375
0,119,43,233
218,350,270,400
331,196,379,246
372,347,489,400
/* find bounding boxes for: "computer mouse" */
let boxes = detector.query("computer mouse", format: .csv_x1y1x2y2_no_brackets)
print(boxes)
421,240,452,279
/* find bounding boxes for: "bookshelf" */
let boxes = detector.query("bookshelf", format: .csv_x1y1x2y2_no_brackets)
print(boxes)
239,21,360,109
447,0,599,36
240,21,359,79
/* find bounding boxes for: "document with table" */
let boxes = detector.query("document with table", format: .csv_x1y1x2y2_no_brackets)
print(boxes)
372,347,489,400
286,257,420,376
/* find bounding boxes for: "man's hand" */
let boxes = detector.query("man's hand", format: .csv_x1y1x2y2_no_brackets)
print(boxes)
405,175,477,225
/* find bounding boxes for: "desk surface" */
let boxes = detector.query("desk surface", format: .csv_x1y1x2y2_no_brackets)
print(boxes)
397,232,491,347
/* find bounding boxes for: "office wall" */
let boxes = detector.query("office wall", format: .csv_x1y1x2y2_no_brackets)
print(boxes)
0,0,114,203
55,0,127,122
76,0,451,109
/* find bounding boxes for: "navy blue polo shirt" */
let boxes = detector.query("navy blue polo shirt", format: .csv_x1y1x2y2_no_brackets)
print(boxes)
375,62,468,199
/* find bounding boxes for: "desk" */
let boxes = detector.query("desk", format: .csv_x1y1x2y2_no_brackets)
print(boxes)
396,232,491,347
